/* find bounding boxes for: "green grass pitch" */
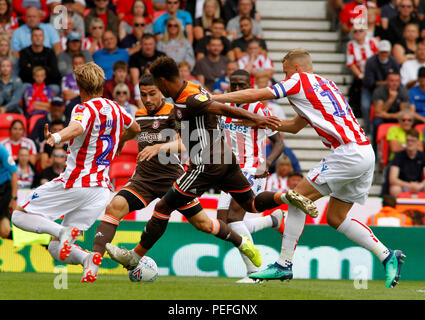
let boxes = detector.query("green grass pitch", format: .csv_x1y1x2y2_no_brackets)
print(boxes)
1,272,425,300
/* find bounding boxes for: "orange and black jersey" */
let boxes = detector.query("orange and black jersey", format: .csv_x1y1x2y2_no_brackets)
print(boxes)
173,80,233,166
134,101,183,181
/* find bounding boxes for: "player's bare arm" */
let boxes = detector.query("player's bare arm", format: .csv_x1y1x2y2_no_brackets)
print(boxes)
117,121,142,155
137,135,186,162
206,100,281,129
44,122,84,147
275,114,308,134
212,87,275,105
255,132,284,178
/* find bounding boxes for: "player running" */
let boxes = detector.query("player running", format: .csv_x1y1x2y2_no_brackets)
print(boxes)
105,56,291,272
213,48,405,288
11,62,141,283
216,69,285,283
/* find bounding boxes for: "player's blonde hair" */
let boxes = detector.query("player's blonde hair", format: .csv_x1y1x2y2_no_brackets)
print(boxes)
74,62,105,97
282,48,313,71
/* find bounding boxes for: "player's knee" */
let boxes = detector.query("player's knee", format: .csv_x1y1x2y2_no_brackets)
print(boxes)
154,198,173,215
10,210,24,228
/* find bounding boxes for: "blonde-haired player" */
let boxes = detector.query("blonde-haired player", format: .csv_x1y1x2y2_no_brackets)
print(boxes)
213,48,406,288
12,62,141,283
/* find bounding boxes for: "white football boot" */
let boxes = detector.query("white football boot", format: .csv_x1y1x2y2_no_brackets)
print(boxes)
105,243,140,270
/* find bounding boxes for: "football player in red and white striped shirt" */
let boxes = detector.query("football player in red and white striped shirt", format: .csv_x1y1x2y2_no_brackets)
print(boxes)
12,62,141,283
213,48,405,288
217,69,284,283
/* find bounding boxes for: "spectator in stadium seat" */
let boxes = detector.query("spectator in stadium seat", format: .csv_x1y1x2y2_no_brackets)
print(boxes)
0,58,25,115
82,18,104,55
153,0,194,44
389,128,425,197
380,0,399,30
231,16,267,61
178,60,201,85
29,97,69,150
16,146,40,189
40,146,67,184
129,33,165,86
339,0,368,36
193,0,221,42
366,3,385,40
61,54,85,103
47,0,86,17
194,18,233,61
57,31,93,77
265,156,293,193
386,109,423,161
367,194,413,226
118,0,154,42
119,16,153,55
0,143,17,239
11,6,61,56
237,38,274,87
346,23,379,121
13,0,49,23
220,0,259,24
113,83,138,116
38,120,67,170
226,0,263,41
18,27,62,95
103,60,135,104
93,30,130,80
0,34,18,76
84,0,118,38
0,0,19,38
372,71,410,147
400,41,425,89
213,60,239,94
156,17,195,70
409,67,425,124
392,23,420,66
192,37,230,91
362,40,400,133
23,66,54,118
384,0,420,45
0,119,37,165
50,0,85,40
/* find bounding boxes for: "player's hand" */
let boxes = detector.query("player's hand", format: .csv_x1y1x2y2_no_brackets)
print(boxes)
8,198,16,212
137,144,162,162
44,124,55,147
254,162,269,178
252,115,281,129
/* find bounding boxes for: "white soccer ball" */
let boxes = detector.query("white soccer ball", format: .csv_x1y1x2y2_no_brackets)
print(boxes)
128,256,158,282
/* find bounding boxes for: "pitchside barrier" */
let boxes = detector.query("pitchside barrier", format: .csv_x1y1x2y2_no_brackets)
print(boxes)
1,190,425,281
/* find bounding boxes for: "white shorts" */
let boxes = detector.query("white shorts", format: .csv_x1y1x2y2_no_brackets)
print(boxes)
307,142,375,205
217,167,266,211
20,180,112,231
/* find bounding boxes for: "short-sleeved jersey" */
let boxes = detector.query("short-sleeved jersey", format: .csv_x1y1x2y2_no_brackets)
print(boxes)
134,101,184,181
268,72,369,150
346,37,378,74
173,80,232,166
55,97,134,189
265,172,288,193
220,102,276,168
0,137,37,161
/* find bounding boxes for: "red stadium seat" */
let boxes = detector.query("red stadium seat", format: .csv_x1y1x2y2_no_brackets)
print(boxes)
109,161,137,191
113,139,139,163
0,113,28,137
28,114,45,135
376,123,398,167
414,124,425,135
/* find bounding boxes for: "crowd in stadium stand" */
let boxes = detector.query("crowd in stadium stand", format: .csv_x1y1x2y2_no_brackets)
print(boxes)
329,0,425,225
0,0,303,203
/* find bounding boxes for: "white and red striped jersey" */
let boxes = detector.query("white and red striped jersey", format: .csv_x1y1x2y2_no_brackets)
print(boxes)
268,72,369,150
82,37,102,52
0,137,37,161
54,97,134,189
346,36,378,74
265,172,289,193
220,102,277,168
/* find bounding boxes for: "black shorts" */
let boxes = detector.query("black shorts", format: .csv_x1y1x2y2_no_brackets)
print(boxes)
0,180,12,220
164,162,254,217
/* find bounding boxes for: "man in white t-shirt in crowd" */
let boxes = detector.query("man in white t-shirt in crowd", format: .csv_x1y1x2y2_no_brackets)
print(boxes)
401,40,425,89
11,62,141,283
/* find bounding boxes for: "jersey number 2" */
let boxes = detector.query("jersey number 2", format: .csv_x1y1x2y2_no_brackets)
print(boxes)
96,134,113,166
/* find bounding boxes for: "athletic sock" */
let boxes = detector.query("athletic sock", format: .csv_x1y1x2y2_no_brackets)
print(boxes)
336,216,391,262
211,219,243,247
139,212,170,251
277,205,306,267
244,215,274,234
92,215,120,255
48,240,89,265
11,210,62,238
228,221,258,274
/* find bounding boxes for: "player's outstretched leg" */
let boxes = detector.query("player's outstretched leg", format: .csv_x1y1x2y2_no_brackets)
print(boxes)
383,249,406,288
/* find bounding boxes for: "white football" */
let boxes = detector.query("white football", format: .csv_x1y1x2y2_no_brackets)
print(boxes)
128,256,158,282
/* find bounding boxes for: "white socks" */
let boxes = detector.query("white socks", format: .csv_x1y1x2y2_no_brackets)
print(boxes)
12,210,63,238
336,216,390,262
277,205,306,267
229,221,258,274
243,215,273,234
